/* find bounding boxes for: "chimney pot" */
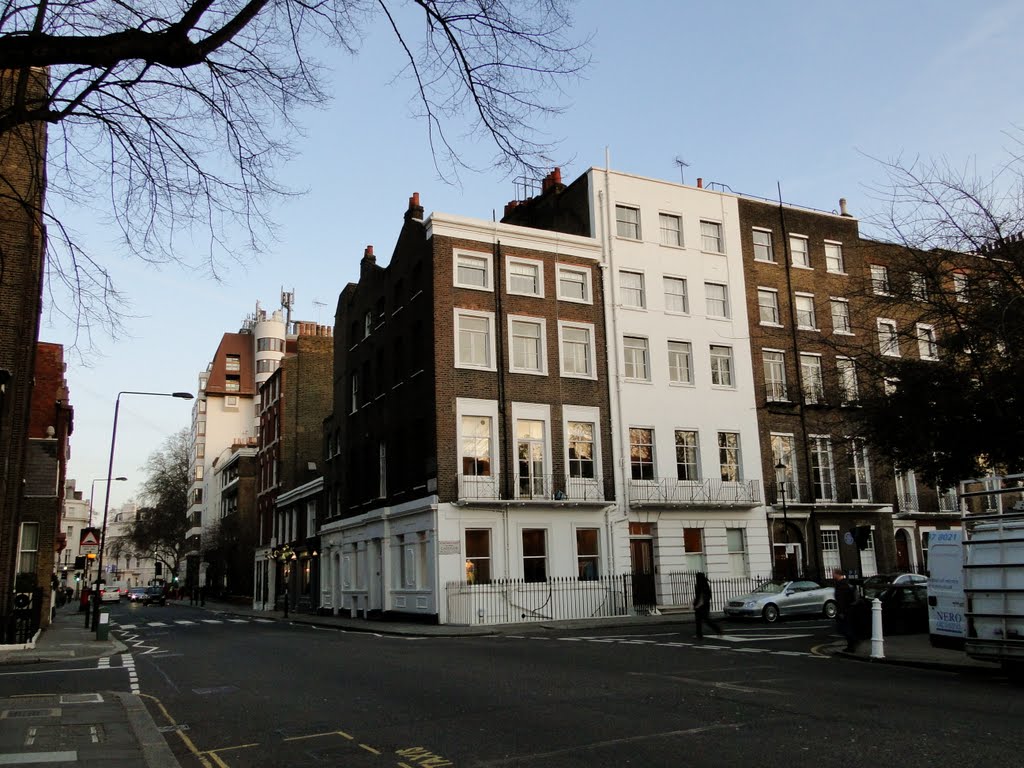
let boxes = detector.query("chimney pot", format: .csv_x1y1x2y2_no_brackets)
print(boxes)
696,177,703,189
410,192,420,209
839,198,851,217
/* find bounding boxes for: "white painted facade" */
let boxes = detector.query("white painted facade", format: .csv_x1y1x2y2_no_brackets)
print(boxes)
57,481,90,591
584,168,772,592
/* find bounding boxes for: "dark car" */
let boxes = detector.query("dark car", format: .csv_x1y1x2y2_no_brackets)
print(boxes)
142,586,166,606
861,572,927,599
852,583,928,636
127,587,148,603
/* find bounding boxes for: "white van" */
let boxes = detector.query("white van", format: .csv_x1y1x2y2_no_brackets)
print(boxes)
926,529,965,648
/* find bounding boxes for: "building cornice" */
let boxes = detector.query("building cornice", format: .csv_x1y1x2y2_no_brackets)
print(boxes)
427,212,601,261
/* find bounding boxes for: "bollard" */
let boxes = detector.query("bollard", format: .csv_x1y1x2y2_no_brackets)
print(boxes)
870,597,885,659
96,610,110,641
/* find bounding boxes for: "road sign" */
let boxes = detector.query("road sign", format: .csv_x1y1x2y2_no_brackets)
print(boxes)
80,527,100,555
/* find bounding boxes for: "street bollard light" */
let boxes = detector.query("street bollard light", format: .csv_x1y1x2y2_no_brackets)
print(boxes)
271,545,297,619
92,389,193,634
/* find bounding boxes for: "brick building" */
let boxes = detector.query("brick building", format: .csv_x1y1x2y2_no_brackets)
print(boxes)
0,68,48,637
253,325,333,611
319,192,613,623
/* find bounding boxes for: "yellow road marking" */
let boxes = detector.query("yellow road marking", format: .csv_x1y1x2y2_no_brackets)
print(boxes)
139,693,214,768
284,730,354,742
810,642,836,657
207,752,229,768
205,744,259,754
359,743,381,755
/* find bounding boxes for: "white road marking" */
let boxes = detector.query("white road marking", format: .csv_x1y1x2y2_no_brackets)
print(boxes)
0,751,77,764
201,620,223,624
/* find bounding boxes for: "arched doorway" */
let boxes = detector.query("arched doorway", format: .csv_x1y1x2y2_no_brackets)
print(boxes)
894,528,912,571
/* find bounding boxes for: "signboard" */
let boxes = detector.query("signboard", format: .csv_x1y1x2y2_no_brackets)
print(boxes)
79,527,100,556
438,540,461,556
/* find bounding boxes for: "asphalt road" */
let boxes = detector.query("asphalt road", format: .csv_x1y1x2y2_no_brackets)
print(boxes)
4,602,1022,767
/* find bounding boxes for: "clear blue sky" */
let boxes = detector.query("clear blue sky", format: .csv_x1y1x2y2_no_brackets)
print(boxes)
49,1,1024,511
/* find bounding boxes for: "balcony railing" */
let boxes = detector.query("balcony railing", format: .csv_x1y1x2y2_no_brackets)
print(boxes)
627,478,761,506
458,473,605,503
765,381,789,403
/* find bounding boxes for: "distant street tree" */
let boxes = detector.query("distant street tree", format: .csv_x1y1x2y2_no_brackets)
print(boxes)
0,1,588,346
847,148,1024,486
118,428,192,579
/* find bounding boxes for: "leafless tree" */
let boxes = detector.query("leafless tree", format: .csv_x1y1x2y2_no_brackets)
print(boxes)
837,143,1024,484
0,1,588,349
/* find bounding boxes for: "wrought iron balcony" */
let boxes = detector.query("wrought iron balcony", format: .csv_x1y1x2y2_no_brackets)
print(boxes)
457,473,606,503
627,478,761,507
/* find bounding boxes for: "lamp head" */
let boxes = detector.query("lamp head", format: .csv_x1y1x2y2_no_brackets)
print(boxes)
172,392,194,400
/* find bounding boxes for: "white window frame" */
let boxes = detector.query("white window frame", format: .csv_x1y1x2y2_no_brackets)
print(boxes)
830,297,852,335
877,318,900,357
507,315,548,375
771,433,799,501
619,270,646,309
512,402,553,500
726,527,749,577
794,293,818,330
820,527,841,574
752,228,774,262
953,272,969,303
718,432,742,481
700,220,724,253
800,353,825,404
453,249,493,291
675,429,701,482
871,264,891,296
790,235,810,268
629,426,656,481
659,212,683,247
824,241,845,273
916,323,938,360
710,344,734,387
763,350,788,402
564,405,602,491
705,282,729,319
758,288,781,326
521,527,549,582
457,399,501,496
667,340,694,385
454,309,497,370
575,526,602,579
556,264,592,304
623,336,651,381
859,528,878,577
810,435,836,502
16,522,39,577
910,272,928,301
849,438,872,502
663,276,689,314
506,256,545,298
615,204,641,240
683,527,707,572
836,357,859,405
558,321,597,380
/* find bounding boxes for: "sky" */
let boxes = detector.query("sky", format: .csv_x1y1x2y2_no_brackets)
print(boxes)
47,1,1024,512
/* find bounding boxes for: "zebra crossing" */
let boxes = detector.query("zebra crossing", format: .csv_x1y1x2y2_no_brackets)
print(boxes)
113,617,275,630
499,632,824,659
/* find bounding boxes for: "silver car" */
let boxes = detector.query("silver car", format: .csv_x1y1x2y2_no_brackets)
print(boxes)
724,579,837,623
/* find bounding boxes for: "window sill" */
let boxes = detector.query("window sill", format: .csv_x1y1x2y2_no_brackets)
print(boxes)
791,264,813,270
560,372,598,381
760,322,784,328
509,369,549,377
753,258,778,265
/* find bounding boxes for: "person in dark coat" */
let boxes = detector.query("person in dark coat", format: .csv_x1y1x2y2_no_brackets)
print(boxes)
833,568,857,651
693,572,722,639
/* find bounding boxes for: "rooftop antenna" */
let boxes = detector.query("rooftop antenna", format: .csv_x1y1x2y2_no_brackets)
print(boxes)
311,299,327,325
281,287,294,328
674,156,691,185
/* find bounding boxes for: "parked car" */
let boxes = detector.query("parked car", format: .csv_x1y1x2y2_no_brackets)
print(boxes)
724,579,837,623
852,583,929,636
861,572,927,599
141,586,166,606
127,587,148,603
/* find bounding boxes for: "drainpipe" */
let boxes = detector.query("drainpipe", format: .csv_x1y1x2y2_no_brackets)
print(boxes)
600,155,630,574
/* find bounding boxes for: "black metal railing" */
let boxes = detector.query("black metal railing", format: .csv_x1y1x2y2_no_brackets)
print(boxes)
665,571,772,614
457,473,605,502
445,575,640,625
628,478,761,506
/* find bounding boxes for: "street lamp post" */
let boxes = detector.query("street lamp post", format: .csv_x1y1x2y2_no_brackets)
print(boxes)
91,390,193,633
271,545,297,618
775,461,790,579
82,476,127,626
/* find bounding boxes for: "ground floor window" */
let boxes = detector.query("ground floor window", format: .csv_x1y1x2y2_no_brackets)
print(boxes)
820,529,841,574
726,528,748,577
465,529,491,584
522,528,548,582
683,527,706,572
576,528,600,580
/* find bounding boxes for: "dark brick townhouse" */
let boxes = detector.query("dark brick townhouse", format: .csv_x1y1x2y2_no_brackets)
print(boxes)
320,191,612,622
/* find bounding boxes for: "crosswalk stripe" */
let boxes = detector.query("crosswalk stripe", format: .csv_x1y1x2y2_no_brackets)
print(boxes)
175,620,196,625
201,619,223,624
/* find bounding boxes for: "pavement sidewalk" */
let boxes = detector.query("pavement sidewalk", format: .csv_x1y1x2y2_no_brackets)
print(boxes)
0,604,178,767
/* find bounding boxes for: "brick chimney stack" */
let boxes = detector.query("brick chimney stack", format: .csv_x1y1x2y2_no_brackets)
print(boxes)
406,192,424,221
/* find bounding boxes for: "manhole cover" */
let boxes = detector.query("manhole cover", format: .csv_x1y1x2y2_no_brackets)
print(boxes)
1,708,61,719
60,693,104,704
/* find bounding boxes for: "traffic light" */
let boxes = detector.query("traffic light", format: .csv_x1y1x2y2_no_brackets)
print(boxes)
852,525,872,550
86,552,96,560
74,573,81,583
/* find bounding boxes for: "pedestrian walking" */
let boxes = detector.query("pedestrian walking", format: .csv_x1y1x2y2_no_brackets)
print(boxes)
833,568,857,651
693,572,722,639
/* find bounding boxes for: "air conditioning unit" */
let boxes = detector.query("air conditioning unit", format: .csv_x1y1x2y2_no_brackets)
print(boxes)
12,592,33,612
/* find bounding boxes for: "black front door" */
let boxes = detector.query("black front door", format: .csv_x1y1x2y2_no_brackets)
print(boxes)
630,538,656,610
